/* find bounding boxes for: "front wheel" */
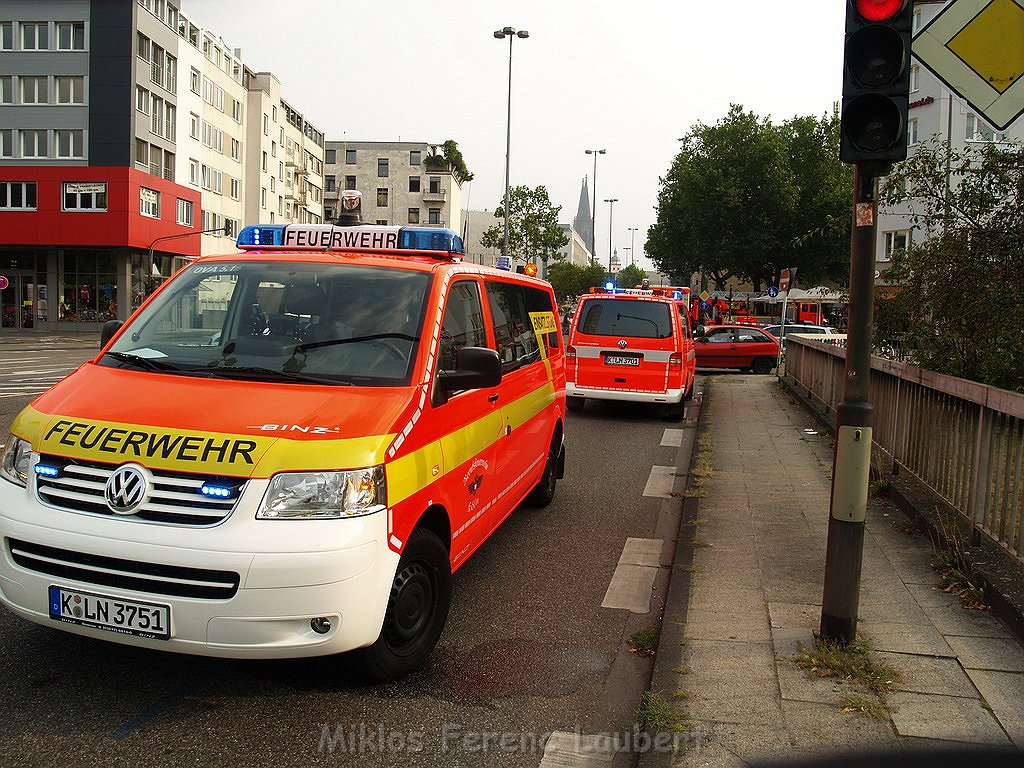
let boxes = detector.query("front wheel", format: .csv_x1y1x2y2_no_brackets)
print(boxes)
351,528,451,681
751,357,773,375
525,440,560,508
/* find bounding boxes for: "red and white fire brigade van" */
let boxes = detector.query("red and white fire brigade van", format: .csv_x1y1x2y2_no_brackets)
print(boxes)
565,288,696,419
0,217,566,680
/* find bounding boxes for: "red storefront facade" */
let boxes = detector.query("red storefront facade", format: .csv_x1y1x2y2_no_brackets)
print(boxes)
0,166,202,331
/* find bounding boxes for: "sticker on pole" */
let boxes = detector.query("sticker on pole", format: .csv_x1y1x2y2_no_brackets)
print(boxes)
0,276,8,290
855,203,874,228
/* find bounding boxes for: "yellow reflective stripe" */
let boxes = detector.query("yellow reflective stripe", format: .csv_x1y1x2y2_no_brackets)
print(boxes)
387,439,444,506
504,381,556,431
10,406,49,444
23,409,391,477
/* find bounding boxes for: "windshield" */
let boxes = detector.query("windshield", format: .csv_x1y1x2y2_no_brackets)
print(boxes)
577,299,673,339
103,261,431,386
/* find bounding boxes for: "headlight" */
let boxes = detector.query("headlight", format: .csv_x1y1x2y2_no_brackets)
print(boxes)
256,467,386,519
0,437,32,487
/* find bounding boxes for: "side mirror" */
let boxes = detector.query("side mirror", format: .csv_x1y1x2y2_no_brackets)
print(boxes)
100,319,124,348
437,347,502,393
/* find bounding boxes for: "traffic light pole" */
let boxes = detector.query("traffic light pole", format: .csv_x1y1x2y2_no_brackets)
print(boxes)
819,163,879,644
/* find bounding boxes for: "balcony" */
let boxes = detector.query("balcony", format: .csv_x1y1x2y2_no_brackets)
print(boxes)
422,189,446,202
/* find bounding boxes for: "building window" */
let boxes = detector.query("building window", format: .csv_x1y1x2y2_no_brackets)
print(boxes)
232,99,242,122
22,22,49,50
345,149,356,164
136,85,150,113
325,176,336,192
190,67,200,94
0,181,37,210
55,21,85,50
176,198,193,226
0,129,12,157
907,117,918,146
261,187,267,208
189,158,199,185
966,114,1006,142
136,139,149,168
377,188,388,207
270,176,275,193
409,176,420,193
325,149,336,164
63,182,107,211
189,112,199,139
1,23,12,51
408,208,420,224
1,76,12,104
271,141,276,158
377,158,389,177
231,138,241,161
345,175,356,189
21,130,48,158
21,76,48,104
883,230,909,261
429,177,442,194
263,113,268,135
428,208,441,225
230,177,240,199
201,165,223,193
262,151,267,172
909,64,919,93
54,75,84,104
376,219,387,226
140,187,160,218
410,150,421,165
165,52,176,91
55,129,84,158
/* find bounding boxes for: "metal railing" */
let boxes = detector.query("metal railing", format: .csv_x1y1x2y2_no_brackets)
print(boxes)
786,335,1024,561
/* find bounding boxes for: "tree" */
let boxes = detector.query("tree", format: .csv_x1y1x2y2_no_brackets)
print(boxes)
647,105,852,291
546,262,606,303
616,263,648,289
877,138,1024,392
481,185,569,264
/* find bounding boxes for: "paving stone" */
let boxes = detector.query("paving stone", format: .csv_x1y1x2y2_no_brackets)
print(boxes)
874,651,980,697
945,636,1024,672
964,669,1024,747
888,691,1011,745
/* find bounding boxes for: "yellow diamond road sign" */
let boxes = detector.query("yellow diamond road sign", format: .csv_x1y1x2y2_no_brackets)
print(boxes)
914,0,1024,130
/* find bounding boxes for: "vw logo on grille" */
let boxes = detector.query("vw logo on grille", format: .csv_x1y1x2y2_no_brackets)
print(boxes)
618,339,628,349
105,465,148,515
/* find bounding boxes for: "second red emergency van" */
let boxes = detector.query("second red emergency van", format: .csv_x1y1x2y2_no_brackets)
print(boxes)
565,288,696,419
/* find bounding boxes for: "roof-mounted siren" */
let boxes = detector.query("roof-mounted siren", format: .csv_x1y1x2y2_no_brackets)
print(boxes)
335,190,363,227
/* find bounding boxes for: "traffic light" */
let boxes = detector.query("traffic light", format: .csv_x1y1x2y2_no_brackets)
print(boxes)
839,0,914,170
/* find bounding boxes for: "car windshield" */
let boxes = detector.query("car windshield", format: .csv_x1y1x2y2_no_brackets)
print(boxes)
102,261,431,386
577,299,672,339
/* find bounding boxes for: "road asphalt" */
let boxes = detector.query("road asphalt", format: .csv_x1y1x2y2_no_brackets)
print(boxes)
643,374,1024,768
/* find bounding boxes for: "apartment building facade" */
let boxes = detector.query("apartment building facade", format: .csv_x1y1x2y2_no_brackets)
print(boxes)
0,0,323,330
875,0,1024,283
322,141,462,237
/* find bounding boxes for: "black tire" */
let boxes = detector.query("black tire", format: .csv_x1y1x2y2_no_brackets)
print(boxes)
566,396,585,412
525,440,559,508
751,357,773,375
662,398,686,422
684,377,695,401
352,528,451,681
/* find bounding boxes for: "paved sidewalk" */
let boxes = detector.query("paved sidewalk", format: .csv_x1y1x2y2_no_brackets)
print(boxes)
660,374,1024,766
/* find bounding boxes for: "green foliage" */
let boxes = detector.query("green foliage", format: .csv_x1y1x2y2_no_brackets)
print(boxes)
546,262,606,302
480,185,570,264
616,263,648,289
424,139,473,184
878,138,1024,392
647,105,853,290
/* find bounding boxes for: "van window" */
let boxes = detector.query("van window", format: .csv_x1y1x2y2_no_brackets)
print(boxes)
526,285,559,352
439,280,486,371
486,281,540,372
578,299,672,339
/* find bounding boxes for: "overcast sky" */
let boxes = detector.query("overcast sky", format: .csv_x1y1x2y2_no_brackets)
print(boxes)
184,0,846,271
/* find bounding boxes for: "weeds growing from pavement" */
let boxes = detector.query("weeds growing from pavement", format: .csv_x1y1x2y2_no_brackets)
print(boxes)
633,691,686,733
794,636,902,718
931,515,989,610
628,628,659,657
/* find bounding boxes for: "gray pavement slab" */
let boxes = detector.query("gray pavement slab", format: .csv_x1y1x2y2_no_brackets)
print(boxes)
654,375,1024,768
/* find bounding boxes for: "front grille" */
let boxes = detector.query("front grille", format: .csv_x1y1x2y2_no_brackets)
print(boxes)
35,455,245,527
8,539,239,600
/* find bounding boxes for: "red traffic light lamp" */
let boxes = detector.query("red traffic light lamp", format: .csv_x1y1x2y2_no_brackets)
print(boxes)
839,0,914,173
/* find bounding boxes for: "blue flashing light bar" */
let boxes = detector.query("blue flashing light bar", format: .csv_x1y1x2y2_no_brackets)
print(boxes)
236,224,464,255
201,483,234,499
33,464,61,478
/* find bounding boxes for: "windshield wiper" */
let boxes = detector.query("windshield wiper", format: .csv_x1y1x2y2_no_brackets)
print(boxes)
104,351,184,372
201,365,351,386
294,333,418,352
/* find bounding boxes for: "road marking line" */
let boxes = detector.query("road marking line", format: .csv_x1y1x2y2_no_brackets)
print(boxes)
601,537,663,613
661,428,684,447
643,465,677,498
540,731,616,766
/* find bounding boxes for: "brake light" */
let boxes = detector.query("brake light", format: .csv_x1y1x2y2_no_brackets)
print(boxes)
669,353,682,370
566,346,576,362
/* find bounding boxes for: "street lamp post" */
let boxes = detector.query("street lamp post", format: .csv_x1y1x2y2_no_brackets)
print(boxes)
627,226,638,265
147,224,230,274
604,198,618,275
584,149,606,266
494,26,529,263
